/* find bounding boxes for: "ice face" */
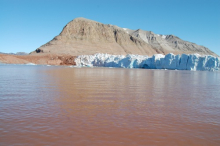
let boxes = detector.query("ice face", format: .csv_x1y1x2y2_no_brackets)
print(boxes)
75,53,220,71
178,54,189,70
163,53,179,69
186,54,200,71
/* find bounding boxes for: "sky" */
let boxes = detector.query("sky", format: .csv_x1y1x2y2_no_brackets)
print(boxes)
0,0,220,56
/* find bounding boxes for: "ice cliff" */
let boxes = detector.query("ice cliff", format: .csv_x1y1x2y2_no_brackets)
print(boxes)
75,53,220,71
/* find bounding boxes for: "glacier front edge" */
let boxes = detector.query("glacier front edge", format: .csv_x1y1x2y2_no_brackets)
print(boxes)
75,53,220,71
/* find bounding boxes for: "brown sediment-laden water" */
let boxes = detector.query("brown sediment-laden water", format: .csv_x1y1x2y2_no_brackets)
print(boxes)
0,65,220,145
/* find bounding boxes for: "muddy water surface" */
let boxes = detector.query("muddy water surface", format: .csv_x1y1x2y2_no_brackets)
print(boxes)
0,65,220,145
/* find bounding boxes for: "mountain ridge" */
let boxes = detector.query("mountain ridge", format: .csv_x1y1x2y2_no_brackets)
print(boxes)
31,17,217,57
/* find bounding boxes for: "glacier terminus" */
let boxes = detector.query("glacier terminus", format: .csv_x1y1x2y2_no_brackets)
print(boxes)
75,53,220,71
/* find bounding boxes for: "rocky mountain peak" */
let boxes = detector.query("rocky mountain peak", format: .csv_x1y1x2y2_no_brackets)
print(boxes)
31,17,217,57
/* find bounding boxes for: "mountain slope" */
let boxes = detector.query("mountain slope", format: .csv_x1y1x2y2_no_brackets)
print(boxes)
31,17,217,56
128,29,215,56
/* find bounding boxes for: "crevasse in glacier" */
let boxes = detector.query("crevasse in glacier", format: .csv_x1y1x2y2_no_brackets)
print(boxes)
75,53,220,71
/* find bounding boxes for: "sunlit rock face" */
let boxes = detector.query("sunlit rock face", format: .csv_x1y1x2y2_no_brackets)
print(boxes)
75,53,220,71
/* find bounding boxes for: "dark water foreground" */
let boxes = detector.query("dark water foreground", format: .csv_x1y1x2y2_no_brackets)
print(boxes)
0,65,220,146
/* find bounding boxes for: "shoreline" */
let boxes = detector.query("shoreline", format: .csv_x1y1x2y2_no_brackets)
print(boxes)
1,53,219,71
0,53,76,66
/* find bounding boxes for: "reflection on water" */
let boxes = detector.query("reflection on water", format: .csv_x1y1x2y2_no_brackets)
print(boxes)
0,65,220,145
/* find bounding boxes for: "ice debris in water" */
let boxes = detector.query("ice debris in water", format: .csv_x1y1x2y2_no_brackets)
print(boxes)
75,53,220,71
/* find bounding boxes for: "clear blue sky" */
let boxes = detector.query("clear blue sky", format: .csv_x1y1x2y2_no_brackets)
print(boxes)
1,0,219,55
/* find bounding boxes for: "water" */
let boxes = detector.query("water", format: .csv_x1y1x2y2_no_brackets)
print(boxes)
0,65,220,145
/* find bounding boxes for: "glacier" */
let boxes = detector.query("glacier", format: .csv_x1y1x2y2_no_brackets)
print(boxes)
75,53,220,71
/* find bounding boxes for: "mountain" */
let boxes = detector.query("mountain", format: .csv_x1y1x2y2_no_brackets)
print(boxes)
0,52,28,55
15,52,28,55
126,29,215,56
0,52,15,55
31,17,217,56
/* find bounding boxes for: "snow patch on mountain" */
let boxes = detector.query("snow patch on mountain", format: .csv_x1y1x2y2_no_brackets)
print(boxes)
123,28,129,34
161,35,166,39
